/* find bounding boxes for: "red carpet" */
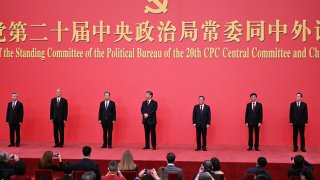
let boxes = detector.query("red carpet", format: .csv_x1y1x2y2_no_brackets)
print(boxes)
1,142,319,179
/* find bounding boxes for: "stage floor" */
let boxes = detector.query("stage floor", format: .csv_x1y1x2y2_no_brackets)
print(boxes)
1,141,320,163
1,142,319,179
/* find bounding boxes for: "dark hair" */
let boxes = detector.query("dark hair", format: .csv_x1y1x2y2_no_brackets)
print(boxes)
210,157,221,171
82,171,96,180
146,91,153,97
202,160,213,172
255,174,268,180
166,152,176,164
296,92,303,98
250,93,257,97
142,175,154,180
63,162,74,175
82,146,92,157
108,160,118,172
294,155,304,169
104,91,111,96
301,168,314,180
257,157,267,168
13,161,26,175
198,96,205,100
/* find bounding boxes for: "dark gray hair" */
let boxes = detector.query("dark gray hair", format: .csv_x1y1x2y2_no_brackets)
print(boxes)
82,171,96,180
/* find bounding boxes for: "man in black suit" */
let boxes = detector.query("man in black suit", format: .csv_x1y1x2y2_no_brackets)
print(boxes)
193,96,211,151
74,146,101,180
141,91,158,150
244,157,272,180
50,88,68,148
6,92,24,147
290,92,308,152
245,93,263,151
98,91,116,148
166,152,184,180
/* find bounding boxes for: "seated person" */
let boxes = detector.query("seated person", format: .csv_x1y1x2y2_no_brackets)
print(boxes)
119,150,138,172
288,155,313,178
38,151,63,172
104,160,125,180
244,157,272,180
10,161,31,180
57,162,74,180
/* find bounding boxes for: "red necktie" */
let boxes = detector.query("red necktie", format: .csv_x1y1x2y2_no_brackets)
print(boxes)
12,102,16,109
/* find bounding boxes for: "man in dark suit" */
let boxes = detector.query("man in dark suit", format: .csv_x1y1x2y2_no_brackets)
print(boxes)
57,162,74,180
245,93,263,151
74,146,101,180
244,157,272,180
98,91,116,148
141,91,158,150
193,96,211,151
50,88,68,148
166,152,184,180
290,92,308,152
6,92,24,147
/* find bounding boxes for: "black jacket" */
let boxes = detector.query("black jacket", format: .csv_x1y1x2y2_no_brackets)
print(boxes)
98,100,116,124
245,102,263,127
74,158,101,180
6,101,24,124
141,99,158,125
50,97,68,122
193,104,211,128
290,101,308,125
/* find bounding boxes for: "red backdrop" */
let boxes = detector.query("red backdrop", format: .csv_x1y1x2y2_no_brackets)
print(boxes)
0,0,320,147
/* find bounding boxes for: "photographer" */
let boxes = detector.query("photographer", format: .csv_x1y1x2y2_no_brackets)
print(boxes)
0,151,19,170
103,160,125,180
288,155,314,178
39,151,63,172
134,168,161,180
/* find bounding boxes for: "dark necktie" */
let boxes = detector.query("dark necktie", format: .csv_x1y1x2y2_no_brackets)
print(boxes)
12,102,16,109
57,98,60,107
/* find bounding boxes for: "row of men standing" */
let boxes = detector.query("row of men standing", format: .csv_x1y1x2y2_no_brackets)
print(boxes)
5,90,308,152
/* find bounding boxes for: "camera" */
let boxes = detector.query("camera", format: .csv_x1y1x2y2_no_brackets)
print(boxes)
144,169,153,175
8,154,16,160
53,152,60,157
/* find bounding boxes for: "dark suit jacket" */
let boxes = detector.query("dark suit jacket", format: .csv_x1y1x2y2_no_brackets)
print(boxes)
98,100,116,124
166,165,184,180
0,161,13,170
50,97,68,123
141,99,158,125
288,160,313,177
290,101,308,125
245,102,263,127
74,158,101,180
6,101,24,124
244,166,272,180
193,104,211,128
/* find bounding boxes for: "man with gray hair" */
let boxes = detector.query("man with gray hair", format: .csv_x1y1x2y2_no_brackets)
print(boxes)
6,92,24,147
104,160,125,180
82,171,96,180
0,151,19,170
50,88,68,148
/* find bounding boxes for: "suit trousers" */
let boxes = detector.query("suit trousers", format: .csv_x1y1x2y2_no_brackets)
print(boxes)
196,126,207,148
248,126,260,148
144,123,156,148
9,123,20,145
53,121,65,146
293,125,305,149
